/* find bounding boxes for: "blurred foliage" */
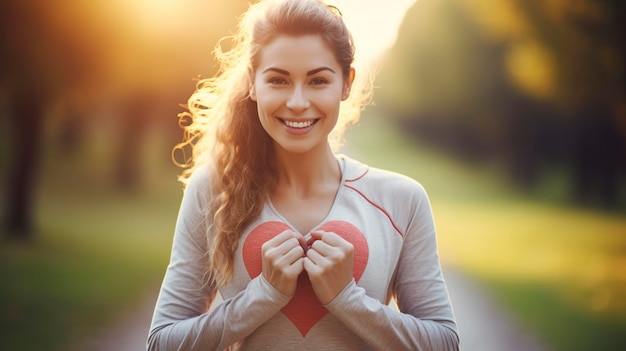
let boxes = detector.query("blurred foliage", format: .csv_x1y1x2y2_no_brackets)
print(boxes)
377,0,626,210
0,0,250,237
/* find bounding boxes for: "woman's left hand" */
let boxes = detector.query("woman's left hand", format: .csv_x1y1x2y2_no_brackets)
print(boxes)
303,230,354,305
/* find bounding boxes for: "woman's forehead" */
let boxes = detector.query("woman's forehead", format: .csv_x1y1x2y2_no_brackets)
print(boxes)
256,34,341,73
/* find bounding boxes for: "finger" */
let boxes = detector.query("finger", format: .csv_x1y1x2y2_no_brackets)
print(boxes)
316,233,355,256
309,230,325,243
303,256,321,275
274,237,303,256
262,230,291,249
283,256,305,276
317,231,347,246
285,232,307,253
305,246,326,264
263,230,299,256
292,256,305,269
282,244,306,264
310,238,353,263
296,233,307,252
264,230,296,247
264,241,302,266
307,230,328,249
311,230,346,246
310,238,336,256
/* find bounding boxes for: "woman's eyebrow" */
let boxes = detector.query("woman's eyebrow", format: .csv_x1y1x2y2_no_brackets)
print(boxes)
262,67,290,75
261,67,336,75
307,67,335,75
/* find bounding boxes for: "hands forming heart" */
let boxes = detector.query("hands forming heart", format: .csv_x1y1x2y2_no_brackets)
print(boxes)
245,220,368,336
262,229,354,304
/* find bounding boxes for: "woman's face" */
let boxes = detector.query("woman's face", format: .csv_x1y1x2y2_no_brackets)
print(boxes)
250,34,353,155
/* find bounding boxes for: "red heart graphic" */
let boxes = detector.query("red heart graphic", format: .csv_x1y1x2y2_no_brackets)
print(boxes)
242,220,369,336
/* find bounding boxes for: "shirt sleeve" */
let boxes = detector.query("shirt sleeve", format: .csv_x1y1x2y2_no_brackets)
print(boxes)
147,168,292,351
324,183,459,351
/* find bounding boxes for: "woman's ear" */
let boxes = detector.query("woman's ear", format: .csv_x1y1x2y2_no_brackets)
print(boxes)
249,84,257,101
341,67,355,101
248,68,257,101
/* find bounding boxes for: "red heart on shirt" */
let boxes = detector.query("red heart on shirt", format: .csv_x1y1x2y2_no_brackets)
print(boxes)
242,220,369,336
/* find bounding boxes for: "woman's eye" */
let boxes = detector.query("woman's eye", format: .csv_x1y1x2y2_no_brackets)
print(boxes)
310,77,329,85
268,77,288,85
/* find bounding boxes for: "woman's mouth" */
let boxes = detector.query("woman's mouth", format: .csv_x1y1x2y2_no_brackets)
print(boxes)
281,119,318,129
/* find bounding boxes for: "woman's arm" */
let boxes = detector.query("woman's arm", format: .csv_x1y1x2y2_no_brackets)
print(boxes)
324,185,459,351
147,168,292,350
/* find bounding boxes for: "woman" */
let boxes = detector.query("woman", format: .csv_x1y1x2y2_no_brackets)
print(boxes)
147,0,459,350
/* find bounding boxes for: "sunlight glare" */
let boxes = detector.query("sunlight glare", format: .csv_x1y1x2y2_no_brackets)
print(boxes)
332,0,417,67
124,0,186,37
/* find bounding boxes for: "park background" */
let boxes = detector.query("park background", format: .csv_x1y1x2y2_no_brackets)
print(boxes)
1,0,625,350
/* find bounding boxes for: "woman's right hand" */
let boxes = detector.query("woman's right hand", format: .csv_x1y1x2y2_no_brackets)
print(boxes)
261,230,306,297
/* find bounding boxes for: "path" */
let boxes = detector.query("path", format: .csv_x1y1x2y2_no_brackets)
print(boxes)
444,267,549,351
77,268,549,351
72,287,159,351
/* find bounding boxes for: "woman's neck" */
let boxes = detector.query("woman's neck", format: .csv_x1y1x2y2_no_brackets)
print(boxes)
273,144,340,198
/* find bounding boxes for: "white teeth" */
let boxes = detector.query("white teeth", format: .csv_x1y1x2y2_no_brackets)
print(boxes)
284,120,315,128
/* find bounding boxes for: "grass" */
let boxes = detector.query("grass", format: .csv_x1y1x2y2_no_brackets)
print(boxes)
343,110,626,350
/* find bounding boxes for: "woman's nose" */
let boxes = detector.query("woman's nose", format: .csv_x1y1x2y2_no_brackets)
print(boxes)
286,86,310,111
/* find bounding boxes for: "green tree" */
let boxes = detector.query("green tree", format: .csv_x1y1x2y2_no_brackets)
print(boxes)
377,0,625,208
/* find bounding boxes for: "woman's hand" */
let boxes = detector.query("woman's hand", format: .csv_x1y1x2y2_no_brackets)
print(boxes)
304,230,354,305
262,230,306,297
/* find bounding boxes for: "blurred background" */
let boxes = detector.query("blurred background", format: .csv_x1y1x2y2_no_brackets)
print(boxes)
1,0,625,350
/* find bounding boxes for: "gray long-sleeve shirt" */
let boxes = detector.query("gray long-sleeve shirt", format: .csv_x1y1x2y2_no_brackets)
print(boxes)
148,155,459,350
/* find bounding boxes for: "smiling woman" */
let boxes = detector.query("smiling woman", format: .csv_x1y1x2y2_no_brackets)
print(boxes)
148,1,459,350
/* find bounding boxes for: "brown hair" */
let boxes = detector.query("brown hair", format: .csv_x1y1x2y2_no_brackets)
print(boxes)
174,0,372,286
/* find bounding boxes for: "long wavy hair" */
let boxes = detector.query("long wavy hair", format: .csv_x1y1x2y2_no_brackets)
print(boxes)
174,0,373,287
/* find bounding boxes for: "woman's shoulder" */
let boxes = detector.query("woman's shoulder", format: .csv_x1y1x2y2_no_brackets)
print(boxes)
179,164,213,210
340,154,428,197
339,155,433,234
185,164,212,192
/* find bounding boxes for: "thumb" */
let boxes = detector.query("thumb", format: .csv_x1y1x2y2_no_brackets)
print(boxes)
308,230,326,245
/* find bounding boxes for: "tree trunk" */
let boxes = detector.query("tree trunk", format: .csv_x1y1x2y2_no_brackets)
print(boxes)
3,89,44,240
